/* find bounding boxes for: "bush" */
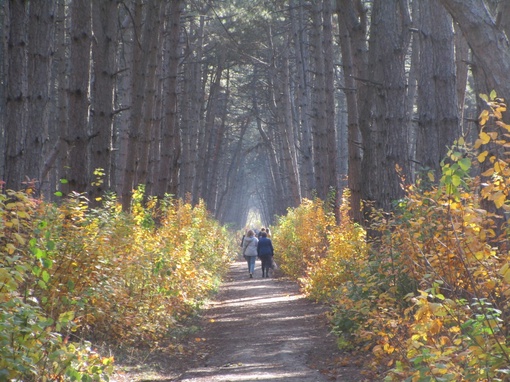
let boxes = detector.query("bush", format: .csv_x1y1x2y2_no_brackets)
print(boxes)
0,184,235,380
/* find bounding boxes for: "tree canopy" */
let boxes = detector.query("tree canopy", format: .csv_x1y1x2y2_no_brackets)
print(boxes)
1,0,509,228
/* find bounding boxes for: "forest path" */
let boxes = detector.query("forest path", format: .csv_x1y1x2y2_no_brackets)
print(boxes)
113,260,369,381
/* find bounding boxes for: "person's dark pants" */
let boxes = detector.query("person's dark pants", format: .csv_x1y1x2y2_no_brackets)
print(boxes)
260,255,272,277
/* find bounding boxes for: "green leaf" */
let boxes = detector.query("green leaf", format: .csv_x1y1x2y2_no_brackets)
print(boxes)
479,93,489,102
58,310,75,323
459,158,471,171
42,270,50,283
452,175,461,187
46,240,55,251
42,258,53,268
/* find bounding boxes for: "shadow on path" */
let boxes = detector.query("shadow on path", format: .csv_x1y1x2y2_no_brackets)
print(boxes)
173,260,363,382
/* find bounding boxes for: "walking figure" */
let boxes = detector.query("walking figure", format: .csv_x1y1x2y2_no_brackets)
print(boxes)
257,231,274,278
242,229,258,278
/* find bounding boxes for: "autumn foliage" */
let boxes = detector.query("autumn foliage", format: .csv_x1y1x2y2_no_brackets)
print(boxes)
272,93,510,381
0,185,233,381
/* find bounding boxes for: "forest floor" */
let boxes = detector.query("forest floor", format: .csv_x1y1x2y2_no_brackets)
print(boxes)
110,260,382,381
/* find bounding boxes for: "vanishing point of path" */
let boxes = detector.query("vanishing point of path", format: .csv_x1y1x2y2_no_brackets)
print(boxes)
173,260,364,382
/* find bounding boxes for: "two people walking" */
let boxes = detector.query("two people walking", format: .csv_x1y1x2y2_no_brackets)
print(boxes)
241,228,274,278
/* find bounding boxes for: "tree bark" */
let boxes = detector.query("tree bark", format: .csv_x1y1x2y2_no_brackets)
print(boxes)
415,0,459,179
439,0,510,106
310,2,328,201
322,0,338,212
156,0,183,198
136,1,162,193
361,0,411,212
89,0,118,202
67,0,91,194
336,0,366,224
26,1,55,191
290,0,314,198
4,0,27,190
120,0,150,209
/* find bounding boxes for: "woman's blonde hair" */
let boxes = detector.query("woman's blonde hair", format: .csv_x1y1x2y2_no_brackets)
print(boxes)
246,229,255,237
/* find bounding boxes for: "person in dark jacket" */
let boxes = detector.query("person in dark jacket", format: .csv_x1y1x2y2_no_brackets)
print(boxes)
257,231,274,278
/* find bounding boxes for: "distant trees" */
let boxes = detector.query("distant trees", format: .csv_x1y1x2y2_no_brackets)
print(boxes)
1,0,506,228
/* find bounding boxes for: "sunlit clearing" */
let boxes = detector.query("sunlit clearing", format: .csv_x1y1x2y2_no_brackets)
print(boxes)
181,362,318,381
245,207,262,229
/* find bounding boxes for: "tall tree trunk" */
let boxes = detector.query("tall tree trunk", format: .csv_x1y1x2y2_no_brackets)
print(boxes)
439,0,510,108
336,0,366,224
50,0,70,198
406,0,420,182
180,14,205,200
415,0,459,179
67,0,91,194
310,2,329,201
290,0,314,198
114,7,133,203
201,60,224,207
4,0,27,191
454,24,470,134
136,2,162,193
322,0,338,211
156,0,183,198
269,33,301,207
361,0,411,212
207,67,230,211
0,2,5,183
89,0,118,202
216,117,249,223
121,0,148,209
178,42,193,198
253,78,286,216
26,2,55,191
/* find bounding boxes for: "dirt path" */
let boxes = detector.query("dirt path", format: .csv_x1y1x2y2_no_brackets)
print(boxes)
113,260,368,381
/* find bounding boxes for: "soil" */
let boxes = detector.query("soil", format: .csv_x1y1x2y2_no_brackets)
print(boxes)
111,260,380,381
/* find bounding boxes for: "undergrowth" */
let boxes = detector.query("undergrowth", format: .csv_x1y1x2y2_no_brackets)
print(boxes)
272,92,510,381
0,185,234,381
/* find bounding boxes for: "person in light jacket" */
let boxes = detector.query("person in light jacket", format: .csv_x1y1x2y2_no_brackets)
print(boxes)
257,231,274,278
242,229,259,278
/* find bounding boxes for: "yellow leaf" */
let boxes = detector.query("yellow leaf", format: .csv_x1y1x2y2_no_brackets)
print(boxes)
499,263,510,284
383,343,395,354
477,151,489,163
495,161,506,173
479,131,491,144
372,345,383,355
13,233,25,245
481,168,495,177
496,120,510,132
486,280,496,290
493,191,506,208
6,243,16,254
429,319,443,335
479,110,490,126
